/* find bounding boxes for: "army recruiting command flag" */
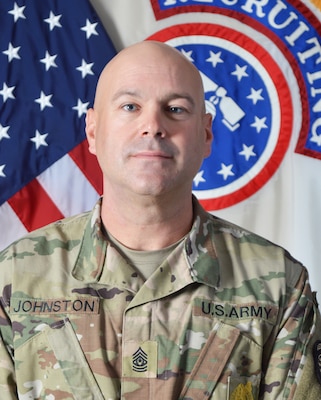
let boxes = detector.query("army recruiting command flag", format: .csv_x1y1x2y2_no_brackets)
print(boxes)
142,0,321,209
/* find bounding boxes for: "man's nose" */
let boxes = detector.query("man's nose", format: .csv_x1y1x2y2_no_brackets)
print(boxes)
140,108,165,138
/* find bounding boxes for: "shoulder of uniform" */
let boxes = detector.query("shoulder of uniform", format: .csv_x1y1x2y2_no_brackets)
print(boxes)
209,212,272,246
204,212,306,285
0,209,91,260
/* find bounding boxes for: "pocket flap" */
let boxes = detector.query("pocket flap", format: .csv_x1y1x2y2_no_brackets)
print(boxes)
179,322,240,400
46,318,104,400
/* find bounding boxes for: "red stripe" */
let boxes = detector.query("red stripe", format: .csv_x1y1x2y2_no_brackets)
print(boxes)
8,179,64,232
69,139,103,195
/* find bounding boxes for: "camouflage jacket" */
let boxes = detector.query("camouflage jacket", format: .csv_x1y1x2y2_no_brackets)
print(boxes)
0,198,320,400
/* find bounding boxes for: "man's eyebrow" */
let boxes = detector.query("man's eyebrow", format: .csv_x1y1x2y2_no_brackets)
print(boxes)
111,89,196,107
167,92,196,108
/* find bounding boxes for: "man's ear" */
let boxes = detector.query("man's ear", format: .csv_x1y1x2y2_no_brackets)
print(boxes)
203,112,213,158
85,108,97,155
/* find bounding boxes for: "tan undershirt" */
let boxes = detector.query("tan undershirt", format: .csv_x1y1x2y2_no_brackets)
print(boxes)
107,233,183,280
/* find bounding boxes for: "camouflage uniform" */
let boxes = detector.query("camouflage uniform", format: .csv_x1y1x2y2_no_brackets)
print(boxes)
0,198,320,399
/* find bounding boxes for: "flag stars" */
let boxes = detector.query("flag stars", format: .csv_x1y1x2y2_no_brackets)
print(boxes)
44,11,62,31
181,49,194,63
239,144,256,161
81,19,98,39
217,163,235,180
30,130,49,150
231,64,249,82
3,42,21,62
0,124,10,141
193,170,206,187
247,88,264,105
72,99,90,117
40,51,58,71
8,3,26,22
251,116,268,133
35,91,53,110
0,83,15,102
0,165,6,178
76,59,94,78
206,50,224,68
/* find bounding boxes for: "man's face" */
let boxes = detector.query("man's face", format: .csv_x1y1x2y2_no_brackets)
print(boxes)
86,43,212,199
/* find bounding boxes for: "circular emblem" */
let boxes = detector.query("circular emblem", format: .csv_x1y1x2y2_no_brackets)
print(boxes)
148,21,297,210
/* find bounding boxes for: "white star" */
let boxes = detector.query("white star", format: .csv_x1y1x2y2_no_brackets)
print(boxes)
72,99,90,117
35,91,53,110
44,11,62,31
3,42,21,62
251,116,268,133
239,144,256,161
247,88,264,105
0,124,10,141
81,19,98,39
0,165,6,178
40,51,58,71
193,170,206,187
181,49,194,63
76,59,94,78
217,163,235,180
30,130,49,150
206,50,224,68
8,3,26,22
231,64,249,82
0,83,15,102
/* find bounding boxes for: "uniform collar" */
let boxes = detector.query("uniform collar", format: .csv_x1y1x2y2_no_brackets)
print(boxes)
73,199,108,282
73,197,220,289
184,197,220,287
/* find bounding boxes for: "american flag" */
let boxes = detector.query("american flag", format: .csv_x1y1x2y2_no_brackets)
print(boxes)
0,0,116,250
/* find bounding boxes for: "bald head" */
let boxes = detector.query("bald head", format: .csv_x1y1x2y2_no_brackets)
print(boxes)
93,40,205,113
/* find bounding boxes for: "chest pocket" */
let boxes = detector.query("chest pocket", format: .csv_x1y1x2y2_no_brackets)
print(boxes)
14,318,105,400
179,322,262,400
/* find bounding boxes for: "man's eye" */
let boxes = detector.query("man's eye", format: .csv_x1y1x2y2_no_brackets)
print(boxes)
168,106,184,114
122,104,137,111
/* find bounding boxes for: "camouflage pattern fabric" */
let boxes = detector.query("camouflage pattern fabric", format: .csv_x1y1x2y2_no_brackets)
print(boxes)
0,197,320,399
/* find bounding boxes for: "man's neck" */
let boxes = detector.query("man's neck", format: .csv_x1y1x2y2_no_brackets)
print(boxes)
100,191,194,251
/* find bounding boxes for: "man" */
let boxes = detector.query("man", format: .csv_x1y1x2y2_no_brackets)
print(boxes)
0,41,320,399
